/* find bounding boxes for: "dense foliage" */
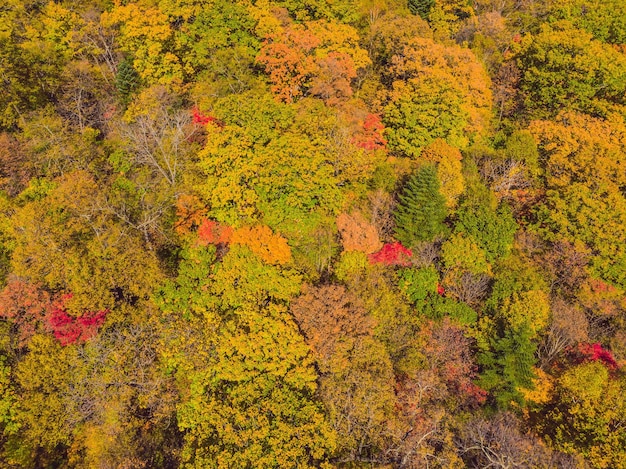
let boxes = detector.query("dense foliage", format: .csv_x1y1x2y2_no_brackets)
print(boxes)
0,0,625,467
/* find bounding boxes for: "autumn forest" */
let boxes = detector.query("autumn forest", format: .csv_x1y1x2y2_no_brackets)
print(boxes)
1,0,626,467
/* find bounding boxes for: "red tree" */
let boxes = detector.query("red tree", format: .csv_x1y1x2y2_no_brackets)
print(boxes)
46,294,108,346
368,242,413,266
353,114,387,151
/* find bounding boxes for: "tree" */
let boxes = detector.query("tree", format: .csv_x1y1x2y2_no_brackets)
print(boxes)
529,112,626,287
455,202,517,262
0,277,51,349
515,22,626,118
382,37,492,155
420,139,465,208
457,412,576,468
478,323,538,408
157,245,335,468
230,225,292,266
256,19,370,104
290,285,396,461
394,165,448,246
532,362,626,468
336,211,383,254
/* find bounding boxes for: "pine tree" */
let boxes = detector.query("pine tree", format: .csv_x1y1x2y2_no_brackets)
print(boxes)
394,165,447,247
478,324,537,409
408,0,435,19
115,58,139,106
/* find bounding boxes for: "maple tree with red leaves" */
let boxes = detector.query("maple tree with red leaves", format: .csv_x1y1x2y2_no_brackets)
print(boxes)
368,242,413,266
572,342,619,370
46,294,108,346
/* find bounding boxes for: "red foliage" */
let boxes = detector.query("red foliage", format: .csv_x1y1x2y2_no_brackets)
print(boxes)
368,242,413,266
459,381,488,405
575,342,619,370
46,294,108,346
191,107,222,127
353,114,387,151
197,219,233,246
437,283,445,296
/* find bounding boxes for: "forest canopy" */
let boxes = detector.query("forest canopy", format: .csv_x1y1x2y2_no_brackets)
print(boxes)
1,0,625,467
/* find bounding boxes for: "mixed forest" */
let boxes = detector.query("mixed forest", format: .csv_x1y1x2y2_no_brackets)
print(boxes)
1,0,626,467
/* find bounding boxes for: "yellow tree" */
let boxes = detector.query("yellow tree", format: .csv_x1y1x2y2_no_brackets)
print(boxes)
420,138,465,208
530,112,626,287
382,37,492,156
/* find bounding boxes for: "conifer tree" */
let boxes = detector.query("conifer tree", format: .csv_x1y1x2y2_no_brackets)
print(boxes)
408,0,435,19
115,58,139,106
478,324,537,409
394,165,447,247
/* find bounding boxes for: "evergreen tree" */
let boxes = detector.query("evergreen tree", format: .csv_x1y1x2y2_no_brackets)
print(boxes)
115,58,139,106
394,165,447,247
408,0,435,19
478,324,537,409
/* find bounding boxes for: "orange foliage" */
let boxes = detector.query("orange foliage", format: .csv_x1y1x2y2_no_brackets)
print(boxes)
230,225,291,265
352,114,387,151
290,284,374,369
256,19,369,104
197,219,233,246
336,212,382,254
174,194,208,236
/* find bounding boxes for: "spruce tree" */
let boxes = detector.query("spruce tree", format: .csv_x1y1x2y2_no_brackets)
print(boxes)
408,0,435,19
115,58,139,106
394,164,447,247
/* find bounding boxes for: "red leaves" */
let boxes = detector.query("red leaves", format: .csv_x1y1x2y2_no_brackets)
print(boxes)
197,219,233,246
46,294,108,346
353,114,387,151
191,107,222,127
0,281,109,347
575,342,618,370
369,242,413,266
437,283,445,296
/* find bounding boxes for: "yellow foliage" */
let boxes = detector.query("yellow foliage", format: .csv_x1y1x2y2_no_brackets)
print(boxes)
231,225,292,266
500,290,551,336
101,1,183,86
521,367,553,405
420,139,465,208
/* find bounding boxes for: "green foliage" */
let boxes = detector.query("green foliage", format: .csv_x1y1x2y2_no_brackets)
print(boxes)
408,0,435,19
198,92,366,227
516,21,626,118
422,295,478,325
503,130,541,180
399,267,438,303
478,324,537,409
455,203,517,262
546,0,626,44
441,233,490,274
395,165,448,246
115,58,139,105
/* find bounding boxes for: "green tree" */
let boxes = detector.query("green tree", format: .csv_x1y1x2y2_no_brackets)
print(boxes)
395,165,448,246
516,21,626,118
455,202,517,262
382,37,492,155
